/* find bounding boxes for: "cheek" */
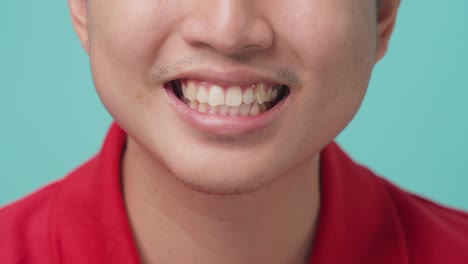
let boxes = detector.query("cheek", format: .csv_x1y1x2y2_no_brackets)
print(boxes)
88,1,180,88
290,3,376,109
87,1,183,122
273,3,376,155
301,16,374,90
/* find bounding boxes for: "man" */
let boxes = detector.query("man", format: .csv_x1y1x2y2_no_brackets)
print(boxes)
1,0,467,263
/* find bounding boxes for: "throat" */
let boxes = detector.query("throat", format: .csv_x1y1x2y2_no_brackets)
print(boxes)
122,137,320,264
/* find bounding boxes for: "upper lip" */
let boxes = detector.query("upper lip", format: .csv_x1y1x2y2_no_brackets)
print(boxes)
165,68,289,87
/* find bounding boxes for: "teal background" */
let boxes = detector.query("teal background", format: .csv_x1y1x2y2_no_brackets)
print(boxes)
2,1,467,209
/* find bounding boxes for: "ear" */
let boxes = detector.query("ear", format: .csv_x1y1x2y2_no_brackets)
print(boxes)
68,0,90,53
375,0,401,61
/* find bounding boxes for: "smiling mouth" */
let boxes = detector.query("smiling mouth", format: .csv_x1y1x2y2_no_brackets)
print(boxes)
168,79,290,116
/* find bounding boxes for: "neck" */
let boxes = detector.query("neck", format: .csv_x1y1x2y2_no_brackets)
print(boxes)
123,137,321,264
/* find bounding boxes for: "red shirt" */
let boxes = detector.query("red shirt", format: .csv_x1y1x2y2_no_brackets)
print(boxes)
1,123,468,263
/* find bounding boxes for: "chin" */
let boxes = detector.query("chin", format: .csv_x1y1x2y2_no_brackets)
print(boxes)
169,162,279,196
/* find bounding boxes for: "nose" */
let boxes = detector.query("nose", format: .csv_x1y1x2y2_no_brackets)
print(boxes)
181,1,274,56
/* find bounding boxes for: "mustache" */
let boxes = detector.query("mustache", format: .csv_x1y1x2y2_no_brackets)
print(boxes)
151,53,303,89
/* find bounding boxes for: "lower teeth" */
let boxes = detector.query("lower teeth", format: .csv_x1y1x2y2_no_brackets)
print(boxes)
184,99,270,116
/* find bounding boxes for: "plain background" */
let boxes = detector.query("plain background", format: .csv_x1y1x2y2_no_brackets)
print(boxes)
2,1,467,209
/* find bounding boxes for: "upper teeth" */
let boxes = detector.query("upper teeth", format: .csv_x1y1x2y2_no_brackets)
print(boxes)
181,80,281,107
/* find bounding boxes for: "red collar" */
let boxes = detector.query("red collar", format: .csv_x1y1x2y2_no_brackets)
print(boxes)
310,143,409,263
50,123,409,263
51,123,139,263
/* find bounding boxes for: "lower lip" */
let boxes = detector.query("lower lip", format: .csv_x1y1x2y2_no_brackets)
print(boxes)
164,86,288,136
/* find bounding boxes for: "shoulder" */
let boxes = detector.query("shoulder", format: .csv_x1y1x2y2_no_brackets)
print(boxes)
0,181,62,263
376,173,468,262
0,157,99,263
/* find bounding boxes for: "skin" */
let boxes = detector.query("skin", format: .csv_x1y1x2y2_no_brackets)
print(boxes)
68,0,400,263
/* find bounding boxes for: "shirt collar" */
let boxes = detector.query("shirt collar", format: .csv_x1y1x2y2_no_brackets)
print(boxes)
309,143,409,263
51,123,140,263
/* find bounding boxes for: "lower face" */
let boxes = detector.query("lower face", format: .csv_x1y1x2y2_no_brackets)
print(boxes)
87,0,377,195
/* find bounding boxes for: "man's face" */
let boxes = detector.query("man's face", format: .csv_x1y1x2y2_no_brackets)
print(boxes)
72,0,391,194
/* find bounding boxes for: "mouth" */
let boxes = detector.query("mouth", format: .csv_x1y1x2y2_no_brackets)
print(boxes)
167,79,290,117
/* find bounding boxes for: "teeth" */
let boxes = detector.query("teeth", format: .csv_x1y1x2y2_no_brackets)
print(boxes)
240,104,251,116
184,81,198,101
266,88,273,101
208,85,225,106
250,103,260,116
259,103,267,112
178,80,285,116
209,106,218,114
243,88,255,104
219,105,229,116
182,83,188,95
229,105,241,116
188,101,198,110
190,102,269,117
197,87,209,103
225,86,243,106
271,88,279,101
198,103,208,112
255,84,267,104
